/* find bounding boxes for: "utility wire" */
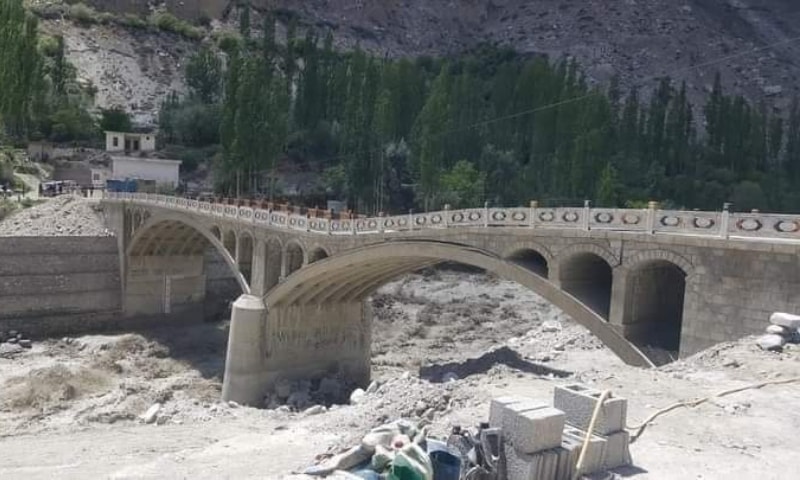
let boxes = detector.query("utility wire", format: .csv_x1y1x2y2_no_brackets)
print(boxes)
307,34,800,165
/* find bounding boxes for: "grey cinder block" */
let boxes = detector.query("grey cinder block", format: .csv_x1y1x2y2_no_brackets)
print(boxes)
503,444,565,480
488,396,530,427
504,405,565,454
562,426,608,475
601,429,632,470
553,384,627,435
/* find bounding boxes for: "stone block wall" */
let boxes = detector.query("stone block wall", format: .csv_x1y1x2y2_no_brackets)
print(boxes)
0,236,122,337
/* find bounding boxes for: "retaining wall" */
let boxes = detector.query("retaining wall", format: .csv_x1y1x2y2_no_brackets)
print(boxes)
0,236,123,336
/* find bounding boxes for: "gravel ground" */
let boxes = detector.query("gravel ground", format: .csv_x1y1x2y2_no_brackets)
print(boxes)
1,272,799,479
0,195,111,237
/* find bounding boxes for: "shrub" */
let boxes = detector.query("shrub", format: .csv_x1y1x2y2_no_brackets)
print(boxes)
67,3,98,25
118,13,148,29
149,11,204,40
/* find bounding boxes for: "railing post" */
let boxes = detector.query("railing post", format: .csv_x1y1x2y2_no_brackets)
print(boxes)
306,213,310,232
583,200,591,231
647,201,658,234
444,204,450,229
484,201,489,227
720,202,732,239
352,214,357,236
378,212,385,233
408,209,414,232
529,200,538,228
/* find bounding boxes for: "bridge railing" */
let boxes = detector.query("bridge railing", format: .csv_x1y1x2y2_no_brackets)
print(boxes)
102,192,800,241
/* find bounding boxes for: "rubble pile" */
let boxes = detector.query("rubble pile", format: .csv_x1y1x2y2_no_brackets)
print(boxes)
0,330,32,358
304,384,632,480
756,312,800,352
0,195,111,236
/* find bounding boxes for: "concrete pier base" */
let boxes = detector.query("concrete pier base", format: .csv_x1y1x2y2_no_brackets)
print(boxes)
222,294,267,406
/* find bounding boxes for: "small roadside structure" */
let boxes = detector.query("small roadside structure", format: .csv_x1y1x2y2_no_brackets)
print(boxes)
105,131,156,154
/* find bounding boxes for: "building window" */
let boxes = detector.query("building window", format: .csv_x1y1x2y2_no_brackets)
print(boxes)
92,173,100,181
112,137,118,147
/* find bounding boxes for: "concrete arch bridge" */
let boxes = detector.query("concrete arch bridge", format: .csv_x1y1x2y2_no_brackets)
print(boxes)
102,194,800,405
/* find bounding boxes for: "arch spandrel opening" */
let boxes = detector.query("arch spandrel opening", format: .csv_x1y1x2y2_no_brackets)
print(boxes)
264,238,283,291
285,242,305,277
237,232,254,284
506,248,549,278
309,247,330,264
223,230,237,259
622,260,687,365
558,252,613,320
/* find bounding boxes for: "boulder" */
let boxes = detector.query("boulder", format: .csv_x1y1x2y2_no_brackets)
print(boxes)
757,334,785,352
769,312,800,330
304,405,326,415
766,324,792,336
141,403,161,424
350,388,366,405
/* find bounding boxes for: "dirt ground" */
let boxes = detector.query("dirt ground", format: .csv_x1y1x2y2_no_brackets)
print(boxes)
1,270,799,479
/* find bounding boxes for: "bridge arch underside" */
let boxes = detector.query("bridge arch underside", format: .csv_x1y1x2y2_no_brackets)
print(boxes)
620,260,687,364
224,241,654,404
124,217,248,319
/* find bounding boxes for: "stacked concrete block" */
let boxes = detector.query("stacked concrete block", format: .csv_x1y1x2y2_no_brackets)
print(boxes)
553,384,632,471
562,426,607,474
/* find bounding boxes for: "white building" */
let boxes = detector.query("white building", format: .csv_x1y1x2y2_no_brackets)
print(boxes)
105,131,156,153
112,156,182,188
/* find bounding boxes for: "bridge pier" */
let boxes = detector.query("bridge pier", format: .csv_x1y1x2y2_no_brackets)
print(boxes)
222,298,372,406
222,294,268,405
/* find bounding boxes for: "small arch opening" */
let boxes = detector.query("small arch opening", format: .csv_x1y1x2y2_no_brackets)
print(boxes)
558,252,613,319
237,232,254,284
507,249,549,278
285,242,305,276
210,225,222,240
223,230,236,259
309,247,329,264
264,238,283,291
623,260,687,365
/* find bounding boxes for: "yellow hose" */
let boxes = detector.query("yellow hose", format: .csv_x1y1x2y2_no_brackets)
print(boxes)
572,389,611,480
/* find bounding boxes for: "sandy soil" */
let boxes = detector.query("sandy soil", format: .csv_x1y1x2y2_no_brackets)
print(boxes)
1,271,799,479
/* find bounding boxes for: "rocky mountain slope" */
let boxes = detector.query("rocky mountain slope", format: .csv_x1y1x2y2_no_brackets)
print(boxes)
43,0,800,125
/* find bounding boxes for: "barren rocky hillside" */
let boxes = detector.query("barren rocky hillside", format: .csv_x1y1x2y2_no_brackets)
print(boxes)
37,0,800,125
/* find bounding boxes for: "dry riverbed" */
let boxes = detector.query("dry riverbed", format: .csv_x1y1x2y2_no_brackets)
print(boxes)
1,271,799,479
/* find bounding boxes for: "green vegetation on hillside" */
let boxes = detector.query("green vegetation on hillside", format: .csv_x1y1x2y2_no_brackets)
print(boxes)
165,16,798,213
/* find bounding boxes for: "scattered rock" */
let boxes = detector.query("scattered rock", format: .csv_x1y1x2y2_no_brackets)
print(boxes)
141,403,161,424
541,320,562,333
304,405,326,416
442,372,459,383
349,388,366,405
770,312,800,330
0,342,24,357
366,381,379,394
763,85,783,96
227,400,240,408
756,334,785,352
766,324,791,336
18,339,32,349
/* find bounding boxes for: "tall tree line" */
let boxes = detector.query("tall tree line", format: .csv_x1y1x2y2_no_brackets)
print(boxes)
172,15,800,213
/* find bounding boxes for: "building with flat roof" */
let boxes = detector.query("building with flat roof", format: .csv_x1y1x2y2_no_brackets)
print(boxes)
105,131,156,153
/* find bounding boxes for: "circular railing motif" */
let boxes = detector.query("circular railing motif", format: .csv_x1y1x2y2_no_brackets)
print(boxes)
340,221,351,230
368,220,378,229
594,212,613,224
309,220,318,229
289,218,298,226
384,219,395,228
431,215,442,224
239,208,252,219
356,221,366,230
452,212,465,223
398,218,408,227
492,211,507,221
511,211,527,222
562,211,579,223
622,213,641,225
692,217,715,229
736,218,762,232
660,216,681,227
539,211,555,222
415,216,427,226
468,211,481,221
774,220,800,233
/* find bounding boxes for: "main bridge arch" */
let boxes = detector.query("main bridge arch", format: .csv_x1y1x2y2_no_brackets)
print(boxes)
124,212,250,317
222,240,653,404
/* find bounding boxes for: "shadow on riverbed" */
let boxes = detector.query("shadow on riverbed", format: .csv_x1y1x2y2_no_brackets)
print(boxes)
419,346,572,383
